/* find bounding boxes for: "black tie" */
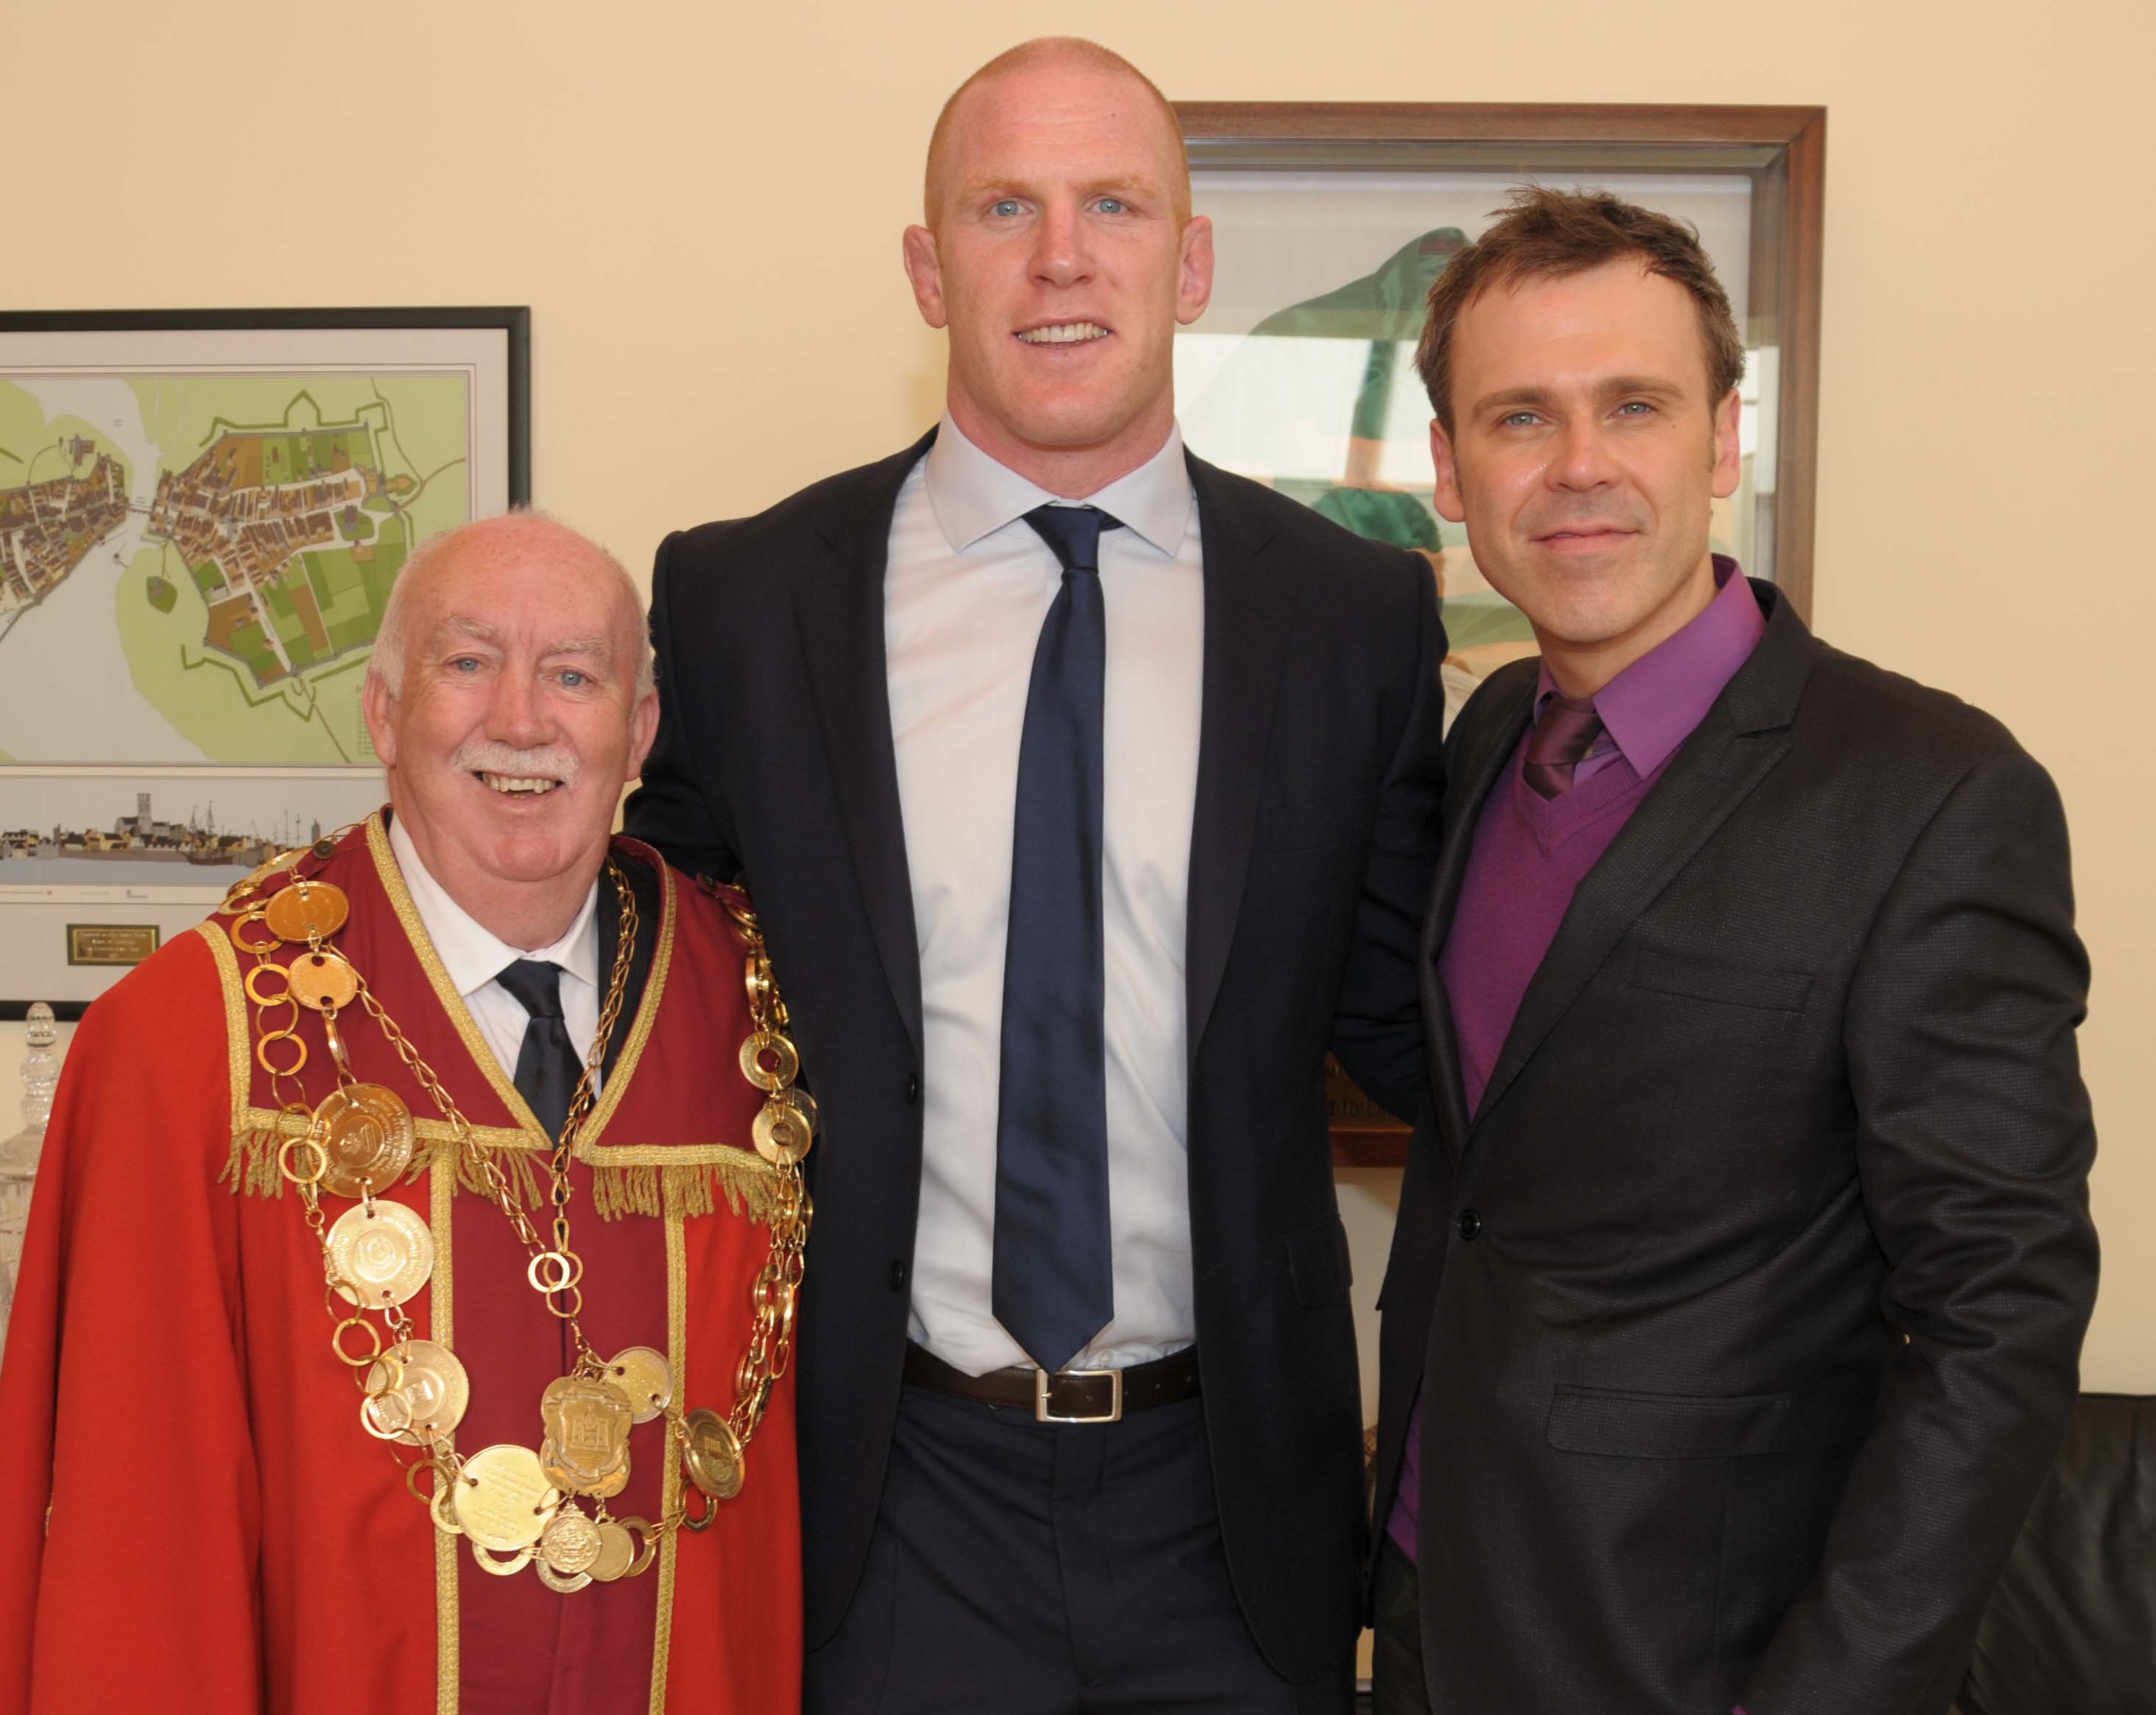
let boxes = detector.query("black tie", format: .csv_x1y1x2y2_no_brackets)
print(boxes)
496,959,576,1141
992,503,1123,1374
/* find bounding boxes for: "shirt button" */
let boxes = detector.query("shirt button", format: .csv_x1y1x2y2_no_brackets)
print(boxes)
1456,1209,1482,1241
904,1074,920,1106
889,1259,909,1292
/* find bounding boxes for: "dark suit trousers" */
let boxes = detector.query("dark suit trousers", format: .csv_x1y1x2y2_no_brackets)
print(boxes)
805,1383,1350,1714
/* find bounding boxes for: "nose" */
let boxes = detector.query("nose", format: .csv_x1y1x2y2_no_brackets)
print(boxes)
1550,415,1621,492
486,669,553,748
1029,199,1093,291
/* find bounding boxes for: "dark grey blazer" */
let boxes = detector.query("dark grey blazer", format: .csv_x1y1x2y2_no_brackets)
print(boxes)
1372,584,2098,1714
627,430,1448,1681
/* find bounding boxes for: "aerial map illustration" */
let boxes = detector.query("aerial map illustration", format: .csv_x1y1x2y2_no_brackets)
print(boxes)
0,372,469,765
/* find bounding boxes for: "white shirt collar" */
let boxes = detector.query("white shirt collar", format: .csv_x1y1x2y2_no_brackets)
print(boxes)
922,412,1194,559
386,814,601,1000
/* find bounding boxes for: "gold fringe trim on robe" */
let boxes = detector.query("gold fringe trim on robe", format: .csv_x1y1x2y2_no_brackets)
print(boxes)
218,1110,784,1224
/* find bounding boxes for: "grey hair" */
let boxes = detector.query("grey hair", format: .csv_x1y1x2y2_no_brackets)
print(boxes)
370,508,654,699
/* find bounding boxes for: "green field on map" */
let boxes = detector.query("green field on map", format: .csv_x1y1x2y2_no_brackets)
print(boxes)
0,373,469,764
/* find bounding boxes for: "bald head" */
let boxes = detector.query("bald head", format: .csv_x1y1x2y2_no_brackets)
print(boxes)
923,37,1189,228
371,511,651,700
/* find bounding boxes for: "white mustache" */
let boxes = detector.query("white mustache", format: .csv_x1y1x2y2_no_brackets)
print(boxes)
450,738,583,789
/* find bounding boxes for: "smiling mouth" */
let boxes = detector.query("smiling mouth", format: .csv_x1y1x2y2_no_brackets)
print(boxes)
1015,321,1111,345
477,773,564,796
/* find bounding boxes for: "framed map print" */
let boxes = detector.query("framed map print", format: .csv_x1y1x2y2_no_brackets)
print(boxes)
1165,106,1827,1161
0,308,529,1011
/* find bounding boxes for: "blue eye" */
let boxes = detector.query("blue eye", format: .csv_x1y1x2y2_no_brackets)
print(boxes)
448,656,481,673
1097,197,1128,215
991,198,1023,217
560,669,587,688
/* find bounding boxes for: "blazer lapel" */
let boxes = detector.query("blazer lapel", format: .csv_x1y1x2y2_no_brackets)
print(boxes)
1468,587,1817,1138
1423,669,1536,1158
1183,454,1297,1058
788,430,936,1055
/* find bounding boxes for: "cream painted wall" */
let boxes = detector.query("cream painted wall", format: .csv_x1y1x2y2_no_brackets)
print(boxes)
2,0,2148,1400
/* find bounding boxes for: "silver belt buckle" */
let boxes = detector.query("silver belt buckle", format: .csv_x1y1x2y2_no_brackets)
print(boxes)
1034,1365,1123,1424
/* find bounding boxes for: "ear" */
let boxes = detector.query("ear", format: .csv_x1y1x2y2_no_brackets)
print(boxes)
1429,419,1467,524
626,688,660,781
1710,385,1743,499
1176,214,1215,326
362,669,398,766
902,224,948,330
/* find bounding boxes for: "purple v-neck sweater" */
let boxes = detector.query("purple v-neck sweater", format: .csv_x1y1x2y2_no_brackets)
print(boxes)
1386,561,1766,1564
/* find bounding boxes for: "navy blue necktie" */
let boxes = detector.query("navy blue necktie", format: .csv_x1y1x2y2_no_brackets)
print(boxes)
992,503,1123,1373
496,958,575,1142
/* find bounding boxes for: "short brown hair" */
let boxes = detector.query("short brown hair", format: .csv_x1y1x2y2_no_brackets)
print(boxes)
923,37,1189,226
1415,186,1745,433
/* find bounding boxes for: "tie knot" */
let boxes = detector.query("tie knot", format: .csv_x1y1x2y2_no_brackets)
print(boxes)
1523,693,1605,800
495,958,565,1021
1023,504,1122,574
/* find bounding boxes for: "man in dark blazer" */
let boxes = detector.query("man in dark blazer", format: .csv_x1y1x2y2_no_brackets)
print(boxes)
627,37,1445,1714
1370,187,2098,1715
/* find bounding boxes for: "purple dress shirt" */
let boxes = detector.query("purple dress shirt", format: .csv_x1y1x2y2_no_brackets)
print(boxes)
1385,559,1767,1570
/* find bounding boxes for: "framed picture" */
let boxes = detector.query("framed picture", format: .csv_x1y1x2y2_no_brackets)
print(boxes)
0,308,529,1013
1166,105,1827,1163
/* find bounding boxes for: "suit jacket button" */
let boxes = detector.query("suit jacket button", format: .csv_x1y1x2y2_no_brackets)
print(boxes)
889,1259,909,1292
1456,1209,1482,1241
905,1074,920,1106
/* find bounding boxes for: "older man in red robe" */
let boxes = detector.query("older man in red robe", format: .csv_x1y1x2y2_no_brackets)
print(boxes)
0,514,808,1714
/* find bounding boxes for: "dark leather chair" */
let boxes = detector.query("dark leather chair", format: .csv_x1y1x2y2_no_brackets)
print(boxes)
1960,1394,2156,1715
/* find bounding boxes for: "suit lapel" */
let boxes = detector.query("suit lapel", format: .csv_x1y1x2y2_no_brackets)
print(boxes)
788,431,936,1054
1183,454,1297,1058
1423,669,1536,1158
1468,587,1816,1139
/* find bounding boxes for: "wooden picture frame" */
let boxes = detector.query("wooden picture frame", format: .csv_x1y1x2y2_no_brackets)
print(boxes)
1165,105,1827,1166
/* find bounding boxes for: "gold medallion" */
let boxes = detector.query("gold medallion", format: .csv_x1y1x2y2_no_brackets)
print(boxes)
288,950,360,1013
454,1444,560,1552
537,1374,635,1498
605,1347,675,1424
264,877,350,944
540,1506,603,1577
783,1085,818,1134
587,1519,637,1582
328,1199,434,1307
537,1562,592,1594
365,1339,470,1446
471,1542,534,1577
682,1407,745,1500
752,1098,813,1166
738,1031,801,1093
315,1083,417,1199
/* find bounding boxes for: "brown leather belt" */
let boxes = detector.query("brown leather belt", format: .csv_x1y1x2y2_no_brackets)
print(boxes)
903,1341,1200,1424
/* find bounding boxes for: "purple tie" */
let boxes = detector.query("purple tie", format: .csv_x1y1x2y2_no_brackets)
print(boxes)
1523,693,1605,799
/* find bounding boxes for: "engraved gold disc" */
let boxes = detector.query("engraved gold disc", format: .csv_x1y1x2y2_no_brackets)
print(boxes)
329,1200,434,1307
587,1519,636,1582
471,1541,534,1577
782,1086,818,1134
537,1563,592,1594
752,1098,813,1167
455,1444,560,1552
540,1506,604,1577
683,1407,745,1500
365,1339,470,1446
264,878,350,944
605,1346,675,1424
288,950,360,1013
315,1083,417,1199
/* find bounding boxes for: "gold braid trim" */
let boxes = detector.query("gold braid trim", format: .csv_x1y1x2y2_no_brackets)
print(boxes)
218,1106,785,1224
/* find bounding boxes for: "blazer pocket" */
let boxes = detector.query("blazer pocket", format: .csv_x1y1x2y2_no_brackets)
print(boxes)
1547,1377,1873,1460
1267,792,1379,853
1282,1216,1354,1308
1632,948,1813,1013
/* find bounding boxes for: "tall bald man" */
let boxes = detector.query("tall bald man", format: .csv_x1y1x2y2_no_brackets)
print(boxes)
627,37,1446,1714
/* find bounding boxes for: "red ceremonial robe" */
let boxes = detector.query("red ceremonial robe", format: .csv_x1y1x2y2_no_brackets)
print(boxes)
0,816,802,1714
